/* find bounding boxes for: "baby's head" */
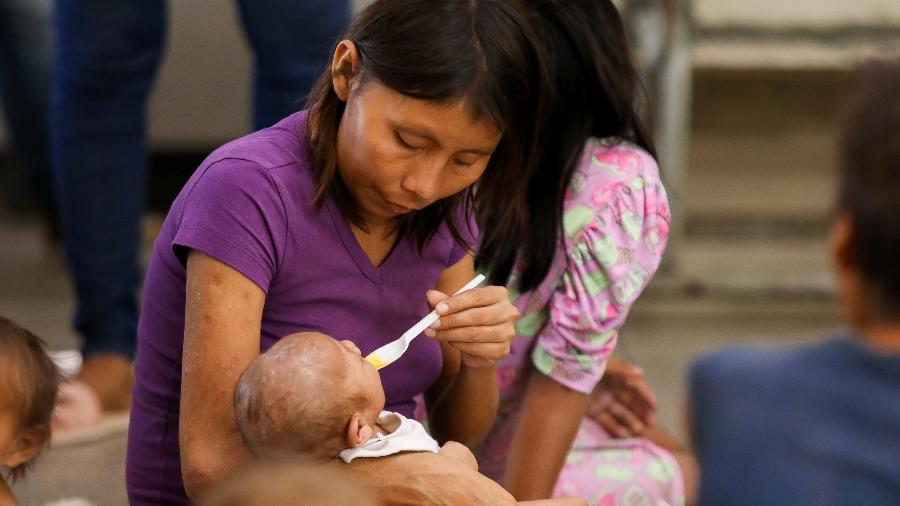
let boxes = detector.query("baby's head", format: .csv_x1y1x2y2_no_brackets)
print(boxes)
0,316,58,481
234,332,385,461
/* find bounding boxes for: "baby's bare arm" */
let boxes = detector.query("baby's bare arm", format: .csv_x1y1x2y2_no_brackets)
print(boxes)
519,498,588,506
335,451,516,505
438,441,478,470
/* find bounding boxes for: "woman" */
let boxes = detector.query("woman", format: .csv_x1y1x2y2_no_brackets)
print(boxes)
125,1,544,503
473,0,695,504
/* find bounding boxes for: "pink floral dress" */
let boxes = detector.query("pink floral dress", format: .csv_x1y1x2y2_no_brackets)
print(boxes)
474,138,683,505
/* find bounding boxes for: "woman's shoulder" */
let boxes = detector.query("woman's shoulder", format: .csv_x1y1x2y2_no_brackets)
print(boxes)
573,137,660,185
183,112,317,205
205,111,312,172
560,137,669,242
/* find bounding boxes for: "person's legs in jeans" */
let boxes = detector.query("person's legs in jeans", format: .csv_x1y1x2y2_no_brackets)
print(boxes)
52,0,167,411
235,0,348,130
0,0,56,237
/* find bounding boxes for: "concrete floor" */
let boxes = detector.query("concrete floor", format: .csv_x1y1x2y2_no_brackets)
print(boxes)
1,68,850,504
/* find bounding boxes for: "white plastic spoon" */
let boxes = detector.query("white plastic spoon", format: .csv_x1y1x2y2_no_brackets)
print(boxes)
364,274,486,370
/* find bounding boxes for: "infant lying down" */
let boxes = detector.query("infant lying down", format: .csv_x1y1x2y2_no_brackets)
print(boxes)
234,332,585,506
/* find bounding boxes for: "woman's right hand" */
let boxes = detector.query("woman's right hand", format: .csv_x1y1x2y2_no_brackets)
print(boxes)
341,450,516,505
585,359,659,438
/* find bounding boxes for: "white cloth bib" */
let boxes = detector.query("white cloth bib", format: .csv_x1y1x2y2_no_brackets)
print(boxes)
338,411,439,463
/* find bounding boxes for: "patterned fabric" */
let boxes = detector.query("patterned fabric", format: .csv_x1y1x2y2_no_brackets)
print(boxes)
475,138,683,505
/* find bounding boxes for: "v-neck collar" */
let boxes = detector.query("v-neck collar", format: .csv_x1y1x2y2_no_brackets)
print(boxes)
324,196,397,284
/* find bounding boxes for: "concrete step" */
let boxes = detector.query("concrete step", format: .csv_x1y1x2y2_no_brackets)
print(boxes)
693,0,900,31
656,234,833,299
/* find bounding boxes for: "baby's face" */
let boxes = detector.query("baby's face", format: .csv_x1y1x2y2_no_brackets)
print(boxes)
0,395,21,467
280,333,386,422
332,339,386,419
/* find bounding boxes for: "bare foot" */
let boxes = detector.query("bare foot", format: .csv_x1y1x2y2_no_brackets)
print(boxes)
53,380,103,432
77,354,134,412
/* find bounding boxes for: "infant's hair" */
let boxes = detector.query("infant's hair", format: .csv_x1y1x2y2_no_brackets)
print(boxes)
837,58,900,318
233,333,370,460
0,316,59,481
198,458,380,506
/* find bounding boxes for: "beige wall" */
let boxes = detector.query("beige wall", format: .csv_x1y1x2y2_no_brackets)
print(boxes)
148,1,251,149
149,1,370,150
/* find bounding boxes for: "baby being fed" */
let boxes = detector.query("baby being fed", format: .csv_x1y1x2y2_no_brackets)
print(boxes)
234,332,586,506
234,332,457,463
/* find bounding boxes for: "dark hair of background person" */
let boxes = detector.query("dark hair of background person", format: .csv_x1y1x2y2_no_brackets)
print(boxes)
0,315,59,481
479,0,657,291
837,59,900,319
306,0,547,254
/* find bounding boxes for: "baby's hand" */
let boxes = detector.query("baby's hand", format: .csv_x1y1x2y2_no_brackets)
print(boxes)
586,359,658,438
439,441,478,471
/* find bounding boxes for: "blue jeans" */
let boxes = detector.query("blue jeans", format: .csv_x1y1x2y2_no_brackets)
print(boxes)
0,0,53,216
51,0,347,359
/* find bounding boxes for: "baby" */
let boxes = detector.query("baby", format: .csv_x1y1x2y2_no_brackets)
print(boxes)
0,316,59,506
233,332,456,463
234,332,585,505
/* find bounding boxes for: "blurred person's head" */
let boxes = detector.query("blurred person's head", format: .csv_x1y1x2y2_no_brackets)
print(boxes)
0,316,58,481
234,333,385,461
198,459,380,506
831,59,900,332
479,0,655,291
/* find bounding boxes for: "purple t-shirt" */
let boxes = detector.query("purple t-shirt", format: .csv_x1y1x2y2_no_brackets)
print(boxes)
126,112,473,504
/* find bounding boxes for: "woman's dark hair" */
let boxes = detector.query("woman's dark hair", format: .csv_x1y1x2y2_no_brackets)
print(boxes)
478,0,656,291
838,59,900,319
306,0,546,252
0,316,59,481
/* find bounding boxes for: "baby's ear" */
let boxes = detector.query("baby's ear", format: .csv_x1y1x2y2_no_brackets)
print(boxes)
2,424,50,469
346,413,374,448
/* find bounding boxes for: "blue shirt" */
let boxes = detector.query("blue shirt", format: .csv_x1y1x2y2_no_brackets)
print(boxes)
691,335,900,505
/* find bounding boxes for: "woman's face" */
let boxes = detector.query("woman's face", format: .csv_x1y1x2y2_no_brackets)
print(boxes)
332,44,502,227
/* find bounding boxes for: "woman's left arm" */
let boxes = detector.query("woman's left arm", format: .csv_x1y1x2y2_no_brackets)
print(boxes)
506,373,590,500
424,254,518,446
